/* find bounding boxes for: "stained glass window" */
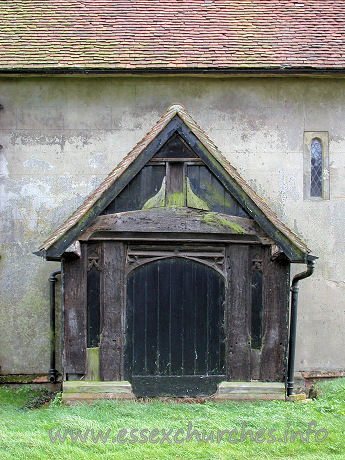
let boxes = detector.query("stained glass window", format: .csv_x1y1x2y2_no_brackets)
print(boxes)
310,138,322,197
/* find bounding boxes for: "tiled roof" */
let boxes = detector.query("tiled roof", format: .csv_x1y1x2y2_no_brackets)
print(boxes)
39,104,310,257
1,0,345,72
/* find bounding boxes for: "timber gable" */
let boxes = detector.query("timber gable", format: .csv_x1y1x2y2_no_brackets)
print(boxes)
37,104,312,262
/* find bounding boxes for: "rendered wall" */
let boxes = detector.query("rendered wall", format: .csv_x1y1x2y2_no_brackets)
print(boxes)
0,76,344,374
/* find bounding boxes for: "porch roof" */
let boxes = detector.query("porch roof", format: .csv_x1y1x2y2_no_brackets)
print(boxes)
37,104,312,262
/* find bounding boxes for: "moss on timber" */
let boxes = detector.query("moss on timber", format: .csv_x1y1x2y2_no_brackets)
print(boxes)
203,212,246,233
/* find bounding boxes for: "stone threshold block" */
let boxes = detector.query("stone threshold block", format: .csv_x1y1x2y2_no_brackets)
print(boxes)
62,380,135,404
214,381,286,401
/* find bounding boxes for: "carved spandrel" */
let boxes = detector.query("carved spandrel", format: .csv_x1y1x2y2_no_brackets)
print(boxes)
126,246,226,278
87,244,102,271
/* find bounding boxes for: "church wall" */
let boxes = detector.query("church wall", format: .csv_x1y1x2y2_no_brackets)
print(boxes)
0,76,344,375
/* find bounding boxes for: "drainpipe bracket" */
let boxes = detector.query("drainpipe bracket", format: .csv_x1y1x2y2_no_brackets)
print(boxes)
49,368,58,384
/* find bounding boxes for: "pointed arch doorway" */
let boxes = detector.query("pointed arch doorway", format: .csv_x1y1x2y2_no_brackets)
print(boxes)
125,255,226,397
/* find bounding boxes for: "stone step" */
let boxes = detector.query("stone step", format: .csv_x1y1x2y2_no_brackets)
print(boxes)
214,381,286,401
62,380,135,404
62,380,286,403
62,392,135,404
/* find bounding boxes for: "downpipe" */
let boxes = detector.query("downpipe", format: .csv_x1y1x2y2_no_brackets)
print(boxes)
287,257,316,396
49,269,61,384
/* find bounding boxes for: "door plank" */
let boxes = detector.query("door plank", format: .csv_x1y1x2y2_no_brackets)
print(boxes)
125,257,225,380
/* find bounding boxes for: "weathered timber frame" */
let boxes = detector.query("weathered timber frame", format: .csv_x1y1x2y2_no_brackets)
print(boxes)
62,236,290,383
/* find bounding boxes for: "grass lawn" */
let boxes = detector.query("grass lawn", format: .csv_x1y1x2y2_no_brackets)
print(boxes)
0,379,344,459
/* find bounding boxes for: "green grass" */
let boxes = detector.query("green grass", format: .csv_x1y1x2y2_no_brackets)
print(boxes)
0,379,344,459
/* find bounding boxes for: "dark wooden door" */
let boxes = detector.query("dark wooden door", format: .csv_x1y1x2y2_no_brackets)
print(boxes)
125,257,225,396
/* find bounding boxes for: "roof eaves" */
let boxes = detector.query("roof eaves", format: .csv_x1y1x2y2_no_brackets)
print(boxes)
2,66,345,75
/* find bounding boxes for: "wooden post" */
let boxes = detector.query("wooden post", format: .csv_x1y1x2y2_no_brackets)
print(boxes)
63,245,87,376
261,251,290,381
225,244,251,381
99,242,126,381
